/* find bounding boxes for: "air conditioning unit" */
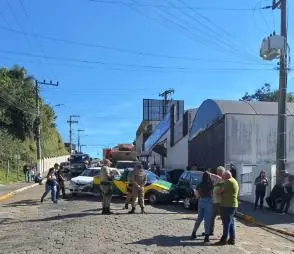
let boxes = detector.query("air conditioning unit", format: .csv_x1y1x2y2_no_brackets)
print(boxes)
260,35,285,61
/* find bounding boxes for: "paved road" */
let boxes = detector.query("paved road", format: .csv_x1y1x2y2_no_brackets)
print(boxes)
0,185,294,254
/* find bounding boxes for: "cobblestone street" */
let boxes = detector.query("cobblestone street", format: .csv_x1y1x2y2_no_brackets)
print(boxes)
1,185,294,254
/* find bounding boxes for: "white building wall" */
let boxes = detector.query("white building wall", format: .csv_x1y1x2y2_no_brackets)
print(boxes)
166,135,188,170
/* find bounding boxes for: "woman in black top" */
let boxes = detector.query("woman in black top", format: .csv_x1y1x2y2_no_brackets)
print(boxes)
254,170,269,209
191,171,214,243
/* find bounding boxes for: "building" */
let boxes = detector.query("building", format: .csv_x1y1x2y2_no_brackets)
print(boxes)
143,100,196,170
188,99,294,212
135,99,184,165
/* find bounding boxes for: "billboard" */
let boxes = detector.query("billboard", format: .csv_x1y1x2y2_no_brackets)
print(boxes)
143,99,184,121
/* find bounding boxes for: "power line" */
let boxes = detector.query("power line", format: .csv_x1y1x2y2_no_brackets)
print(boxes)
0,49,276,72
0,26,271,66
88,0,257,11
17,0,57,80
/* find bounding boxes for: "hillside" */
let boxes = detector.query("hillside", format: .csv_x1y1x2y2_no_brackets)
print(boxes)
0,66,68,183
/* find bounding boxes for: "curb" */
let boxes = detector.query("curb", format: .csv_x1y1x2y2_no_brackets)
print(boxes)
0,180,45,202
235,211,294,238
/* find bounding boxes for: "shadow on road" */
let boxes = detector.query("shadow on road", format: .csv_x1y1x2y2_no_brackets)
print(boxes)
128,234,216,247
2,199,40,207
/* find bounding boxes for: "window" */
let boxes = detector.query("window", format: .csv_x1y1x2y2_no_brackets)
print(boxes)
146,171,158,183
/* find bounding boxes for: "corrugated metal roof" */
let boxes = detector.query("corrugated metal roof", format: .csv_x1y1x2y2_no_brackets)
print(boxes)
213,100,294,116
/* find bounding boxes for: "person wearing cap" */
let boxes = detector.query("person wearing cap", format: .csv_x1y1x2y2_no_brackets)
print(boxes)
100,159,114,215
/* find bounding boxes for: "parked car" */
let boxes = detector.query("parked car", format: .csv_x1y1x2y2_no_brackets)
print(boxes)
93,169,173,204
60,162,70,173
172,170,203,209
69,167,101,196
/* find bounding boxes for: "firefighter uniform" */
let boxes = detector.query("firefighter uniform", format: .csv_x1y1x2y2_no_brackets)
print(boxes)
129,165,147,214
100,164,113,215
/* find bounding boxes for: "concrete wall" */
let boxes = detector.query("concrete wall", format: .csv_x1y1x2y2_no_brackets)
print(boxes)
166,135,188,170
188,117,225,169
38,155,69,175
225,114,294,166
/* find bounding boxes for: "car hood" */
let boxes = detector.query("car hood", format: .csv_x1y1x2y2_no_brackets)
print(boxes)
71,176,93,185
151,180,172,190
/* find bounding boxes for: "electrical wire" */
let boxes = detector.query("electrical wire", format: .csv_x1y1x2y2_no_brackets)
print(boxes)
0,26,271,66
17,0,57,80
176,0,262,63
4,0,47,79
88,0,256,11
0,49,276,72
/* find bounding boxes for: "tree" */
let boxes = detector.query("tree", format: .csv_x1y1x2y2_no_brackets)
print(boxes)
241,83,294,102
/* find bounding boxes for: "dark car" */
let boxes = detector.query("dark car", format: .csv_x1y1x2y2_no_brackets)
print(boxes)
172,170,203,209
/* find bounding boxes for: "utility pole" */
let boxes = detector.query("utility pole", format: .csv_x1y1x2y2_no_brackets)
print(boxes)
35,80,59,173
159,88,175,115
67,115,79,154
77,129,85,152
272,0,288,183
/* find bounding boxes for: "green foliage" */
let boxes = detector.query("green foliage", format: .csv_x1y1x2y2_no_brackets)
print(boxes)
0,66,68,183
241,83,294,102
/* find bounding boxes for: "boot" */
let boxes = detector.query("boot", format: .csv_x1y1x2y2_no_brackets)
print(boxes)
141,207,145,214
124,203,129,210
128,207,135,214
102,208,106,215
204,235,210,243
191,231,196,240
106,207,113,215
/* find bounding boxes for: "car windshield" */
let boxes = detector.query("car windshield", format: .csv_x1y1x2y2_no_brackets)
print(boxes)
80,169,99,177
116,162,138,169
146,170,159,183
191,173,203,186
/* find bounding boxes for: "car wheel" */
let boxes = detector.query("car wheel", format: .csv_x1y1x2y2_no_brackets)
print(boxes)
147,192,158,205
184,197,191,209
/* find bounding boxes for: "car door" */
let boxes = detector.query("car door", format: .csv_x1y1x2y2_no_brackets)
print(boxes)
177,172,189,198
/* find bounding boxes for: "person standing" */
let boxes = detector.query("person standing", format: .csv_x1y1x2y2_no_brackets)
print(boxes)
191,171,214,243
216,170,239,246
100,159,114,215
129,164,147,214
124,169,134,210
23,164,29,182
254,170,269,210
208,166,225,236
40,168,58,203
56,164,66,199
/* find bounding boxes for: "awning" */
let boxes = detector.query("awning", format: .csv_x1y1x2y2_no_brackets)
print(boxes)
152,139,167,157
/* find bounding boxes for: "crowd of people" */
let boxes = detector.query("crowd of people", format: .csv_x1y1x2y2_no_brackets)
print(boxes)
33,158,293,246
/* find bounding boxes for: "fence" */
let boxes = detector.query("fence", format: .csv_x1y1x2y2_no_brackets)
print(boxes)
38,155,70,175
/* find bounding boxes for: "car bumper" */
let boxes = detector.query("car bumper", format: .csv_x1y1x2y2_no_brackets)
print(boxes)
155,192,174,203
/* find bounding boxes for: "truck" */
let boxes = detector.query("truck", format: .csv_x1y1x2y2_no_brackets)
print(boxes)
103,144,139,170
69,153,91,177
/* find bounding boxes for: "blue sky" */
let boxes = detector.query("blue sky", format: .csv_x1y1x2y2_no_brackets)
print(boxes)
0,0,293,158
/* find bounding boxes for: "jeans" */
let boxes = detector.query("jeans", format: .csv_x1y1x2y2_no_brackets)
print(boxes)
220,206,236,241
24,172,30,182
193,197,213,235
210,203,221,234
41,183,57,202
255,190,266,209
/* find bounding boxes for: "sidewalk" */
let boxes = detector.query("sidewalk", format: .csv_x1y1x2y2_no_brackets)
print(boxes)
237,200,294,236
0,181,39,201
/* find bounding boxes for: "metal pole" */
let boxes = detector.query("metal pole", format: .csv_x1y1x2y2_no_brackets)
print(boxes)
35,81,41,172
276,0,288,184
69,115,72,154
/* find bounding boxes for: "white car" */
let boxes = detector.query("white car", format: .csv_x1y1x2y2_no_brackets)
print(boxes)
69,167,101,196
